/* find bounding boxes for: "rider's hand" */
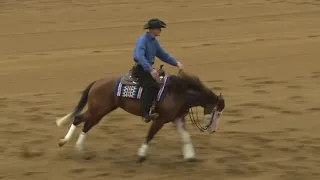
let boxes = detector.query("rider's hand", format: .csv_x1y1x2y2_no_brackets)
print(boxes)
177,62,184,70
150,69,159,80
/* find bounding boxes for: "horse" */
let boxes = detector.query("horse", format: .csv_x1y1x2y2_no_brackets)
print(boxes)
55,65,225,162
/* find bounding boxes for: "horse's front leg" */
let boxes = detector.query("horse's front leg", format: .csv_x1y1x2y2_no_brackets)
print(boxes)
137,118,165,163
174,117,197,161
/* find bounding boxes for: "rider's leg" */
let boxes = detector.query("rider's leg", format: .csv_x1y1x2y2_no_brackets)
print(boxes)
141,84,159,120
135,65,160,122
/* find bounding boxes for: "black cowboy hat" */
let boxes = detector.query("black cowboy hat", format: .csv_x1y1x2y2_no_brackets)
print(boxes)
143,18,167,29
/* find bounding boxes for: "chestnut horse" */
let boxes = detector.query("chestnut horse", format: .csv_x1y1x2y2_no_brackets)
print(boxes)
56,65,225,162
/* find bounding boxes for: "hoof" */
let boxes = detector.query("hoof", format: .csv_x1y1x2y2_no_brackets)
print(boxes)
137,156,147,163
58,139,67,147
75,145,84,152
186,158,197,163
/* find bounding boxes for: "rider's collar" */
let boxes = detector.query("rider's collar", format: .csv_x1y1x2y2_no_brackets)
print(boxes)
146,32,155,40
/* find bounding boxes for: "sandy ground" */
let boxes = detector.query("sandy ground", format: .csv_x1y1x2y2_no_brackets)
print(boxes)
1,0,320,179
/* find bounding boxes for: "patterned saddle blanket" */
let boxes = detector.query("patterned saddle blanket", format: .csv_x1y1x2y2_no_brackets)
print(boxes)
114,75,170,102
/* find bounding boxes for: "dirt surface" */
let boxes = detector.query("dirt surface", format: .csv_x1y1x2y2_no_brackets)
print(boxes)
1,0,320,179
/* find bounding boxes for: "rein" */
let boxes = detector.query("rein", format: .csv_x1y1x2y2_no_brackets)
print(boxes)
175,69,223,132
187,107,215,132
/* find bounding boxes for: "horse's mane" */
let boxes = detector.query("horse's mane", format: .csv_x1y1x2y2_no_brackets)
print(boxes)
167,71,213,96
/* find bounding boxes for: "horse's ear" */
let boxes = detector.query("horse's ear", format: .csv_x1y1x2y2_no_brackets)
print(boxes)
160,64,164,70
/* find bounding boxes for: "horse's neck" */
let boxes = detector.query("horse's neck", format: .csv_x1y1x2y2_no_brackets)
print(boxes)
184,90,207,108
186,87,217,107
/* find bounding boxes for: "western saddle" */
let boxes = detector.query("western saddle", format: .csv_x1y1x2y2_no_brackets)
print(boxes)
120,64,167,87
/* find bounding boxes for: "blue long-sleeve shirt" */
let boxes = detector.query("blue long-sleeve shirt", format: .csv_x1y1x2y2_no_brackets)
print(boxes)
133,32,178,72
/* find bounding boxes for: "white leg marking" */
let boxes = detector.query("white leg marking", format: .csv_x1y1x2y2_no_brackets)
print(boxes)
138,143,149,157
75,132,86,151
56,113,74,127
64,124,76,141
175,118,196,159
182,131,196,159
59,124,77,147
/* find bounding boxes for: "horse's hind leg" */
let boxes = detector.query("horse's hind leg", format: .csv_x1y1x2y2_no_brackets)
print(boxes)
58,113,87,147
75,107,116,151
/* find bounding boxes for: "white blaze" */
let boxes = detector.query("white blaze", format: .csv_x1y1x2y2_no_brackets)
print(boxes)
204,110,223,133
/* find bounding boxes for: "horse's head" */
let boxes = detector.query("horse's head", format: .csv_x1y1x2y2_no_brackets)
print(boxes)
203,93,225,134
167,72,225,134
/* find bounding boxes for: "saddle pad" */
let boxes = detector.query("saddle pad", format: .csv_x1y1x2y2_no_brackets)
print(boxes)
114,76,170,102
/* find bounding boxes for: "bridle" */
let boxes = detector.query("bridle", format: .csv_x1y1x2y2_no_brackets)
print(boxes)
177,69,224,132
187,97,223,132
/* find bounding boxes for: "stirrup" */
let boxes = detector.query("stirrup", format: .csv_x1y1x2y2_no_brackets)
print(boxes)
143,113,159,123
149,99,157,113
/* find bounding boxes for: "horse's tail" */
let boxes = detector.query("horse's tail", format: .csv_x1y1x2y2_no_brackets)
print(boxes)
72,81,95,115
56,81,96,127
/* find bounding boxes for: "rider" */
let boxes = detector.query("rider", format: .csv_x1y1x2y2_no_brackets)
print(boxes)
133,18,184,122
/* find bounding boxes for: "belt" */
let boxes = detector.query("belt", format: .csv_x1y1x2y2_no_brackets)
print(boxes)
132,60,154,69
133,62,139,68
133,59,139,67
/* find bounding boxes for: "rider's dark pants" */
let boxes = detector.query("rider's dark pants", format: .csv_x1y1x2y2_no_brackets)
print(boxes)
134,64,160,116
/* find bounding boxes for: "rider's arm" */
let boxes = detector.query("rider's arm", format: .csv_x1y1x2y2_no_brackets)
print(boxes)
134,38,153,72
155,41,178,66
